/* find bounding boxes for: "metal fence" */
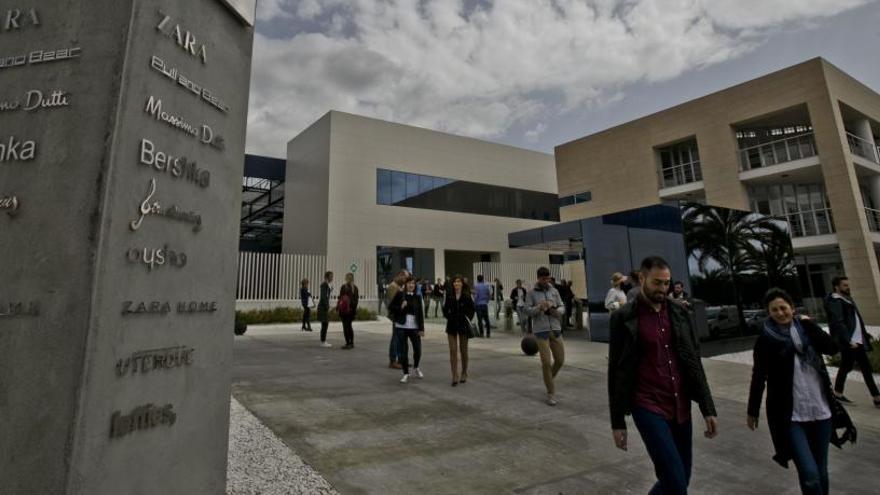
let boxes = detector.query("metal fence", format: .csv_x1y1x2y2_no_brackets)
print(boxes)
471,262,571,296
236,252,377,302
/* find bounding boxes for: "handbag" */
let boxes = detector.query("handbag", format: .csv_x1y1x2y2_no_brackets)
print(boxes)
466,318,479,339
829,395,857,448
307,297,316,309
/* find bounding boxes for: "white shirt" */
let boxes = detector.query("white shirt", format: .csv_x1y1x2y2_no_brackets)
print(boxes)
831,293,864,345
789,325,831,422
397,293,419,330
605,287,626,311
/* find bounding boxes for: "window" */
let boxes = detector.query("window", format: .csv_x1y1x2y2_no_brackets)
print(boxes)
375,168,559,221
748,183,834,237
559,191,591,207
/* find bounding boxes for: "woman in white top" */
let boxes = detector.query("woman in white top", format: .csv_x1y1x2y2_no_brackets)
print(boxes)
389,277,425,383
747,288,844,495
604,272,628,312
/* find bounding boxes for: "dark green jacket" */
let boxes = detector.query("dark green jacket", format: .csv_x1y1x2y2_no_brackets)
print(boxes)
608,299,716,430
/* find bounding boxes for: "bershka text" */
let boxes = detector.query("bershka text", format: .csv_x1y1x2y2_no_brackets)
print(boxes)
139,138,210,188
0,136,36,162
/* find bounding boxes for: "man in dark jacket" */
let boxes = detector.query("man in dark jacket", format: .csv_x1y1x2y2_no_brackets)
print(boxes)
824,276,880,406
608,256,718,494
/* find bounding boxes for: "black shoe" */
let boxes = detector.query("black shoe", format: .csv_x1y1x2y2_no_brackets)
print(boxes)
835,393,853,403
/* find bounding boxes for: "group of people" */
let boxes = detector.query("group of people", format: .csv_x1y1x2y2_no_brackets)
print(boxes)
299,257,875,494
608,256,869,495
299,271,360,349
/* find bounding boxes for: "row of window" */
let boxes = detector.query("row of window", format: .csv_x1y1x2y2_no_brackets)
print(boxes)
376,168,560,221
748,183,834,237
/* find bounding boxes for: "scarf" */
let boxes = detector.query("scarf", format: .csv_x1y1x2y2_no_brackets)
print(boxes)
762,318,823,374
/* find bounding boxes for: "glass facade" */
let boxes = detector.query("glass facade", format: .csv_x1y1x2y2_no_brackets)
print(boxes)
748,183,834,237
376,168,559,221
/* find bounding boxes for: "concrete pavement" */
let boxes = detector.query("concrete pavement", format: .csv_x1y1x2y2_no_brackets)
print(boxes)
231,320,880,494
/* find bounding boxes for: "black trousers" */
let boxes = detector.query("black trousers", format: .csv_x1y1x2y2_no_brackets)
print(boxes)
396,327,422,374
319,308,329,342
834,344,880,396
341,315,355,346
302,307,312,330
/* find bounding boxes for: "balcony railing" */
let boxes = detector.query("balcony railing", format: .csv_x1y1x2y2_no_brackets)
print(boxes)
846,132,879,163
739,133,817,171
784,207,835,238
866,207,880,232
660,160,702,188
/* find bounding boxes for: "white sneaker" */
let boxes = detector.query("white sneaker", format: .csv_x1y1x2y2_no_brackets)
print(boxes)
320,342,332,348
415,368,424,379
400,374,409,384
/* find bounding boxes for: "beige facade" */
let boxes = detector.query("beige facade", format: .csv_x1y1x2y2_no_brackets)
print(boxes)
283,111,558,281
556,58,880,323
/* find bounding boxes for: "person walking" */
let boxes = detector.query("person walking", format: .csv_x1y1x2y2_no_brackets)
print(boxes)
524,267,566,406
473,274,492,338
604,272,628,312
337,272,359,349
823,276,880,407
748,287,848,495
422,279,433,318
317,271,334,348
389,277,426,383
385,270,409,368
431,278,445,318
608,256,718,495
510,279,529,334
558,279,574,329
626,270,642,303
493,278,505,321
443,276,475,386
300,278,313,332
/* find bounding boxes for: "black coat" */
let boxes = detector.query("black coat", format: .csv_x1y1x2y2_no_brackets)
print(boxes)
747,318,839,467
824,295,873,352
442,292,475,333
389,291,425,331
608,300,716,430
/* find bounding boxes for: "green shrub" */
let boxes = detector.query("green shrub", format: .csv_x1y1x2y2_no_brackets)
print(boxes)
826,334,880,373
235,306,378,325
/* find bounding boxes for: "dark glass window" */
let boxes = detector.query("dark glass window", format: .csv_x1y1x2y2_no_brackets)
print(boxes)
376,168,559,221
559,191,591,208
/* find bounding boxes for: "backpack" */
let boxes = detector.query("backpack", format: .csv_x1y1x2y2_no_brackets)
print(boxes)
337,293,352,316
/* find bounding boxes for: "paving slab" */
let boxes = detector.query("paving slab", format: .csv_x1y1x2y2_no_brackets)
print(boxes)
231,321,880,494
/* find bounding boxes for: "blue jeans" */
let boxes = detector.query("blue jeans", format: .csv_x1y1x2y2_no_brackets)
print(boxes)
631,407,692,495
789,419,831,495
475,304,491,336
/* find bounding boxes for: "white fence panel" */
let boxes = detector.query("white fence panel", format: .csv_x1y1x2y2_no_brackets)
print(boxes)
472,262,571,297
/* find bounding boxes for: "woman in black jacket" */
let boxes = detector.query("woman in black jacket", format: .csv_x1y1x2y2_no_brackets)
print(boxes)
389,277,425,383
747,288,840,495
442,276,475,386
300,278,313,332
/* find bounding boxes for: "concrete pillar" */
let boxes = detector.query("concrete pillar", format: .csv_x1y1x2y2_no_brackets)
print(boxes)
854,118,878,162
0,1,255,492
434,248,446,281
808,98,880,324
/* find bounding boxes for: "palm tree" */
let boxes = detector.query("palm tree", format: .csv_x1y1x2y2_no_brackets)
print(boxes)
682,203,790,335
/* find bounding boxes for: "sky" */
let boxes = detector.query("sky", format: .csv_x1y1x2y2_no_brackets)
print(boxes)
245,0,880,158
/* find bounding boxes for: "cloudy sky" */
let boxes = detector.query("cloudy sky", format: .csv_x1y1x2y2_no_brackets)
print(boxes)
246,0,880,158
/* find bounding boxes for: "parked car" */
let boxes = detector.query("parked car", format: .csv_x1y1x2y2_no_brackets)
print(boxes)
743,309,767,334
705,305,741,338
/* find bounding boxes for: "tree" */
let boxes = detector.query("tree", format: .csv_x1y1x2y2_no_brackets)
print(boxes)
682,203,792,335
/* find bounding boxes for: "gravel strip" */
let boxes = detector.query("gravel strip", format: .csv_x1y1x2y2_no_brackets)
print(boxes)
227,397,338,495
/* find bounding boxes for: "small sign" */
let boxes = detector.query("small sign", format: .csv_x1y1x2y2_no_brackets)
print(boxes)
349,260,359,273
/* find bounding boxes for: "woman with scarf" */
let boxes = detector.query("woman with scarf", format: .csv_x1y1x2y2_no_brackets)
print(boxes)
442,276,476,386
389,276,425,383
747,288,847,495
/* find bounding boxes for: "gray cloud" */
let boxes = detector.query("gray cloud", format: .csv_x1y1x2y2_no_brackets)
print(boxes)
246,0,876,157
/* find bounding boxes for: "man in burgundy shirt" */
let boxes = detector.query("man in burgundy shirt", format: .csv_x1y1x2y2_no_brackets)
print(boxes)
608,256,718,494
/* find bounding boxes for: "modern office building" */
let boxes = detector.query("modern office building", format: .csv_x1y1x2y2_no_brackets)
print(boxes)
555,58,880,322
284,111,559,282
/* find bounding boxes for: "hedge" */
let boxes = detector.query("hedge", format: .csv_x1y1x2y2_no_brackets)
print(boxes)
235,306,377,325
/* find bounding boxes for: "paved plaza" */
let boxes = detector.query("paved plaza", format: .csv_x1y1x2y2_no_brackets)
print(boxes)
231,320,880,495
